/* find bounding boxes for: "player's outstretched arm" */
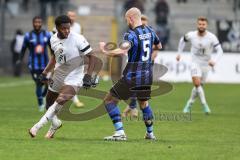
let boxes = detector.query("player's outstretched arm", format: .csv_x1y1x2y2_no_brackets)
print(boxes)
99,42,128,56
42,55,56,75
176,37,187,61
209,44,223,67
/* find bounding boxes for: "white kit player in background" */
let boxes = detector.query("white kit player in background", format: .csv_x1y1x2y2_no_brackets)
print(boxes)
176,16,223,114
67,11,84,107
29,15,96,138
67,11,82,34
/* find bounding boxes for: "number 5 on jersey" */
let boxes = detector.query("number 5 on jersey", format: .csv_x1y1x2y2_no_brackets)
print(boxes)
142,40,150,61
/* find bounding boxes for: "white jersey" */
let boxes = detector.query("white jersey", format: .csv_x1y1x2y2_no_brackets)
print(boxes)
48,32,92,92
50,31,92,68
71,22,82,34
184,30,220,65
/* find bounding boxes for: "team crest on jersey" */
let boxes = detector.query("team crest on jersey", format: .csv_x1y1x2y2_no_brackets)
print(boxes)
35,45,44,54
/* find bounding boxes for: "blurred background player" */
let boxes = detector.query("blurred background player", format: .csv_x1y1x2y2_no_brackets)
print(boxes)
67,11,82,34
67,10,84,107
20,16,52,112
176,16,223,114
100,8,161,141
29,15,96,138
10,29,24,77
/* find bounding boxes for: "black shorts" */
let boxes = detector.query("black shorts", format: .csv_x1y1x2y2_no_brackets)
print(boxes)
110,78,151,101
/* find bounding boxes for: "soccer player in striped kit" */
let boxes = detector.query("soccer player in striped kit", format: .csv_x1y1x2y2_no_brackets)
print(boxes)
100,8,162,141
20,16,52,112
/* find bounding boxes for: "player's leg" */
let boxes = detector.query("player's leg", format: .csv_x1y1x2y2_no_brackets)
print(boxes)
122,97,138,117
138,100,156,140
29,85,76,137
72,95,84,107
104,79,130,141
199,69,211,114
31,70,45,112
44,90,62,139
183,64,200,113
103,93,127,141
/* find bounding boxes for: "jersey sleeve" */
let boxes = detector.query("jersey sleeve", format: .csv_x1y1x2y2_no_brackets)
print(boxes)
123,32,134,48
212,34,220,48
183,32,192,42
77,35,92,55
153,32,160,45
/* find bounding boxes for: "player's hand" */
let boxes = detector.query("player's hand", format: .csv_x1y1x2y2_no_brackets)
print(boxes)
83,74,92,89
208,60,215,67
176,55,181,61
99,42,106,53
38,72,48,84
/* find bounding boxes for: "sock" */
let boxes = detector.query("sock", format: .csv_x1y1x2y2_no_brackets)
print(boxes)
196,86,207,105
141,105,154,133
105,102,123,131
72,95,80,103
34,102,62,130
129,98,137,109
42,84,48,97
188,87,198,104
36,84,43,106
52,115,61,128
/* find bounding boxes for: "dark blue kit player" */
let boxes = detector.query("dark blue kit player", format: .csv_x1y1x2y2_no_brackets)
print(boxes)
20,16,52,112
100,8,162,141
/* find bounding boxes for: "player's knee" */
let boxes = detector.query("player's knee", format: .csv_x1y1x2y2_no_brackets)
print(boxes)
193,78,201,87
138,100,148,109
104,93,117,105
56,93,72,105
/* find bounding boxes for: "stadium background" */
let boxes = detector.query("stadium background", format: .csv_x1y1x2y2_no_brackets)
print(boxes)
0,0,240,79
0,1,240,160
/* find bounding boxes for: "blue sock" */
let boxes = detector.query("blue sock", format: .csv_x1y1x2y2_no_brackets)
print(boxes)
105,103,123,131
42,85,48,97
36,84,43,106
129,98,137,109
141,105,154,133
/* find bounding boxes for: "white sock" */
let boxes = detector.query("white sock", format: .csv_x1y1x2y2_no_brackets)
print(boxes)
52,115,61,128
34,102,62,130
196,86,207,105
72,95,80,103
188,87,198,104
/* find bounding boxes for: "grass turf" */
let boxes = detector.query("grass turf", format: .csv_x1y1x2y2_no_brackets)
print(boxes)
0,76,239,160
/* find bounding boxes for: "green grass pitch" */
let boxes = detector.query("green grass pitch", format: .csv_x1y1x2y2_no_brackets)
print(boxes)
0,76,239,160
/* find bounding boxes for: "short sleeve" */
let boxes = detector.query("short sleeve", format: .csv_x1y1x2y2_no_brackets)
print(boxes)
123,32,134,48
77,35,92,55
153,32,160,45
183,32,192,42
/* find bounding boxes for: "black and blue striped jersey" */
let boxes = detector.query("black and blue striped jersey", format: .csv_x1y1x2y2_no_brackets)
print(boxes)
123,25,160,86
21,30,52,71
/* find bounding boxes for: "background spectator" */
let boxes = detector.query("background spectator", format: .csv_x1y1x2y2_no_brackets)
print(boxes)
10,29,24,77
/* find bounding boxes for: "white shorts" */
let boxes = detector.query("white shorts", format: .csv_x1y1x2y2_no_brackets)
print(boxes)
190,63,210,83
49,67,84,93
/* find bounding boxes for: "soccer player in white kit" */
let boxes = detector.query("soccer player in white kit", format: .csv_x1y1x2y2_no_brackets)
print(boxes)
176,17,223,114
29,15,95,138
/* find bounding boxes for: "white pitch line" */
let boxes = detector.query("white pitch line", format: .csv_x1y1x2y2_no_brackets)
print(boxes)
0,80,33,88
